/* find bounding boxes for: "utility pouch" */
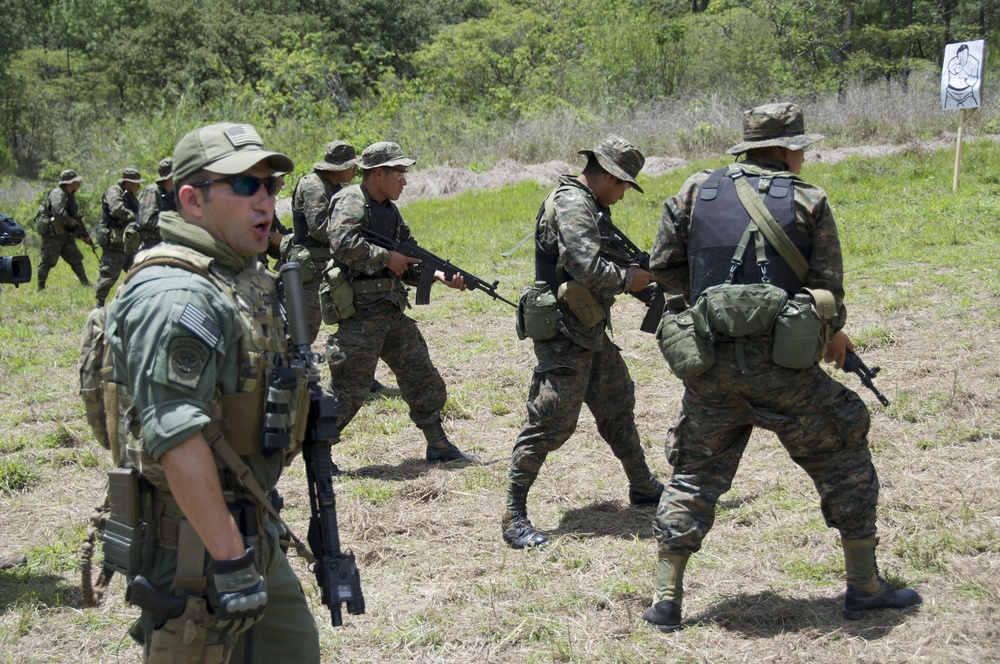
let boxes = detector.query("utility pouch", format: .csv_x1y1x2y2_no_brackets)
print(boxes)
318,263,355,324
123,223,141,254
94,223,111,247
701,282,787,337
33,204,51,235
286,244,316,283
146,595,218,663
656,304,716,380
102,466,153,576
772,288,838,369
557,280,605,329
516,281,561,341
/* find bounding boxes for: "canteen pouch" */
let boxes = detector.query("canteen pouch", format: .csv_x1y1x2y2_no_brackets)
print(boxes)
287,244,316,283
557,280,606,329
656,305,716,380
701,282,787,337
33,204,51,235
516,281,562,341
94,223,111,247
772,288,838,369
318,263,355,324
123,223,142,254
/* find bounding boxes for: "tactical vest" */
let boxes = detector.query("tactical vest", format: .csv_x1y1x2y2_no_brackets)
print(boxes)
101,186,137,230
688,167,810,301
331,184,405,276
533,184,616,291
291,175,338,249
119,244,308,495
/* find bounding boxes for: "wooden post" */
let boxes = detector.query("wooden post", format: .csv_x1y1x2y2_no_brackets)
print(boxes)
953,108,977,192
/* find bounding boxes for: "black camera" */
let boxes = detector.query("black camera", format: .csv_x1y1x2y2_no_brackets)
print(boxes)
1,212,32,287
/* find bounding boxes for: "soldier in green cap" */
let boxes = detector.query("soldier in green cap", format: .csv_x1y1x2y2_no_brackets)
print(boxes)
95,167,143,306
325,141,473,463
288,140,359,343
134,158,176,250
642,102,921,633
106,122,320,662
36,169,92,290
501,135,664,549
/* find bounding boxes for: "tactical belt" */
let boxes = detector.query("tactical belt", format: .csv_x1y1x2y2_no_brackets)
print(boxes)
351,275,402,295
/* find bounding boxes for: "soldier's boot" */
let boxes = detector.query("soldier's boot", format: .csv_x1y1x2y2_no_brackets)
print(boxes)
623,458,665,507
422,421,471,463
641,553,687,632
73,265,91,287
501,483,548,549
36,280,45,291
842,538,922,620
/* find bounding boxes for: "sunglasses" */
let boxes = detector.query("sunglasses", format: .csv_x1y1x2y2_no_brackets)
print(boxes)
191,175,282,197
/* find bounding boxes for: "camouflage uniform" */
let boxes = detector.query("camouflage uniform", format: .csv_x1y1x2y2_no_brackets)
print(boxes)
36,174,90,289
96,169,142,306
135,158,176,250
326,184,445,430
106,124,320,663
642,103,918,631
503,136,663,549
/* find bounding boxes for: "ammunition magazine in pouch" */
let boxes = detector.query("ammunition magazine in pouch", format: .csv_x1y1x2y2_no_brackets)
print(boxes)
557,280,606,329
318,263,356,324
102,466,153,576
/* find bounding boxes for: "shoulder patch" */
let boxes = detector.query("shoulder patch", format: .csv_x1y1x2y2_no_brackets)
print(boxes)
178,303,222,348
167,337,210,388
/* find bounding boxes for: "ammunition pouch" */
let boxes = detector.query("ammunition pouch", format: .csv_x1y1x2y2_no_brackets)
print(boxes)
123,222,142,255
516,281,562,341
94,223,114,247
102,466,154,576
283,243,317,283
772,288,837,369
656,304,716,380
701,282,787,338
318,263,356,324
557,280,606,329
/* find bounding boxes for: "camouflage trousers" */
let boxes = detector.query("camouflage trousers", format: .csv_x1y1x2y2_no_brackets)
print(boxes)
326,303,446,431
96,245,134,305
131,514,320,663
36,233,88,286
509,334,648,490
653,339,878,557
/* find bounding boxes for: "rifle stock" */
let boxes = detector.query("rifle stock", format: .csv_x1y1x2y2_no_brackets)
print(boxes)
277,262,365,627
361,229,516,308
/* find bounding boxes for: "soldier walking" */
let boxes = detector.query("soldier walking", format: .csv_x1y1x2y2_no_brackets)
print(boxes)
95,167,143,306
36,169,92,290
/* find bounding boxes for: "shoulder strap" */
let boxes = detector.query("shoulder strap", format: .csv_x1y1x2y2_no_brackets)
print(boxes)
728,165,809,283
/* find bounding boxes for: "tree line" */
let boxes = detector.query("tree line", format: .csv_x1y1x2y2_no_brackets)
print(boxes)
0,0,995,180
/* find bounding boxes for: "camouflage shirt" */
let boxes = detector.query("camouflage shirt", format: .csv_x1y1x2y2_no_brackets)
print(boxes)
101,184,138,229
47,186,79,230
650,158,847,329
136,183,173,231
539,175,637,350
292,172,343,243
328,183,414,311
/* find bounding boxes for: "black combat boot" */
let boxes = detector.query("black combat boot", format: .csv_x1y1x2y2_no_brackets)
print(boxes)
624,459,665,506
641,600,682,633
422,421,471,462
502,483,548,549
842,538,922,620
642,553,687,632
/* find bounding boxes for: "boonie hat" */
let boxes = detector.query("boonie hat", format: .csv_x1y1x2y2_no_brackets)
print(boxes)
578,135,645,193
314,141,359,172
361,142,416,170
726,102,824,156
155,158,173,183
120,167,143,184
58,169,83,185
172,122,294,182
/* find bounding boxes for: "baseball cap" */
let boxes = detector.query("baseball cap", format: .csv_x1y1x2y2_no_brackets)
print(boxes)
172,123,294,182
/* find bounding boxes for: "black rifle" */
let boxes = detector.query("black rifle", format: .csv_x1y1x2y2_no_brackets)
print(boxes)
69,221,100,258
842,350,891,407
597,213,666,334
361,228,516,308
277,262,364,627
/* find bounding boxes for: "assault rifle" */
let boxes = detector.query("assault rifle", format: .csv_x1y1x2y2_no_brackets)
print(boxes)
69,219,99,258
278,262,364,627
361,228,516,308
842,350,891,407
597,213,665,334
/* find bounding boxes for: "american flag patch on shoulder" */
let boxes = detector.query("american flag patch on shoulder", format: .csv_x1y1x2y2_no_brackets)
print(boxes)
179,303,222,348
224,125,263,147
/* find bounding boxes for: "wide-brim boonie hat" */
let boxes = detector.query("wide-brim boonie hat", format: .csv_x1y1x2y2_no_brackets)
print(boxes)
155,158,173,183
314,140,359,172
120,167,144,184
173,122,294,182
361,141,416,170
578,135,645,193
726,102,824,156
58,169,82,185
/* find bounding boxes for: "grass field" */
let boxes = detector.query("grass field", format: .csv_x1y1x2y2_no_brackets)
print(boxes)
1,141,998,662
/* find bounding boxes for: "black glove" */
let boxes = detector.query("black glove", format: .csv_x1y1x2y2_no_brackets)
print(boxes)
209,547,267,634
